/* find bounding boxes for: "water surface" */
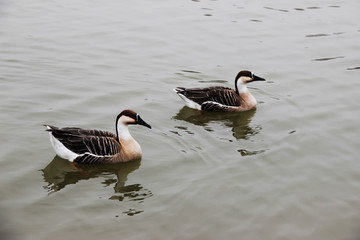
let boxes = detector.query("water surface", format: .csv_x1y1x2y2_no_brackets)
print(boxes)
1,1,360,240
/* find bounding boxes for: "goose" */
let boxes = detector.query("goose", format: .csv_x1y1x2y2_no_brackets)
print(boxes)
44,110,151,164
174,70,266,112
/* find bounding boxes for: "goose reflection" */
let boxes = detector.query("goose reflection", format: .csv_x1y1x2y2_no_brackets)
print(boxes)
41,156,152,203
173,106,261,140
173,107,266,156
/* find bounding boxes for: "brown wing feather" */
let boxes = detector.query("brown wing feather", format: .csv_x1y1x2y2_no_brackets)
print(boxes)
176,86,241,106
74,154,116,164
201,101,234,112
46,126,121,156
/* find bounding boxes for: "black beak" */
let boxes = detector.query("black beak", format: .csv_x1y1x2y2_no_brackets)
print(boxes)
137,115,152,129
253,74,266,82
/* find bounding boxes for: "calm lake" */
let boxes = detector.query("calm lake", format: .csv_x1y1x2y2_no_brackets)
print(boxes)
1,0,360,239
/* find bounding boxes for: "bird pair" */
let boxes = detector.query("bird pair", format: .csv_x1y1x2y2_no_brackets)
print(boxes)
45,70,265,164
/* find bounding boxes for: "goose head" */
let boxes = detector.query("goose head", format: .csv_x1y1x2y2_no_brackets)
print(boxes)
235,70,266,94
115,110,151,141
116,110,152,129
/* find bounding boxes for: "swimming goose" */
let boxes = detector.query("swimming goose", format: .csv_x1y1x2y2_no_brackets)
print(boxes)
44,110,151,164
174,70,266,112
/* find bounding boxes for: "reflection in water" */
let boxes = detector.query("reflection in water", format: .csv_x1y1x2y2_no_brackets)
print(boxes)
173,107,267,156
238,149,266,156
173,106,261,140
41,157,152,205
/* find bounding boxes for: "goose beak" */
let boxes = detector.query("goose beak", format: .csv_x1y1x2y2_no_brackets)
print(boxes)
137,115,152,129
253,74,266,82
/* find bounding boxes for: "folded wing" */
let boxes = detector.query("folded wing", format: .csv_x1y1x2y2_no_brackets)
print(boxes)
46,126,121,157
175,86,241,107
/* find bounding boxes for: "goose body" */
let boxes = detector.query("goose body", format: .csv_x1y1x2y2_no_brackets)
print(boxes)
45,110,151,164
174,70,266,112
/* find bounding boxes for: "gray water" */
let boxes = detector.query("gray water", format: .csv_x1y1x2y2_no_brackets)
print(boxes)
1,1,360,239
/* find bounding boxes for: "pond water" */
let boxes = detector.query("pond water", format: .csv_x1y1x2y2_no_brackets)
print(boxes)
1,0,360,239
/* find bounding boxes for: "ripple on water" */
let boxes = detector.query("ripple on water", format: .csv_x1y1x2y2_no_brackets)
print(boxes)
311,56,345,61
347,66,360,70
